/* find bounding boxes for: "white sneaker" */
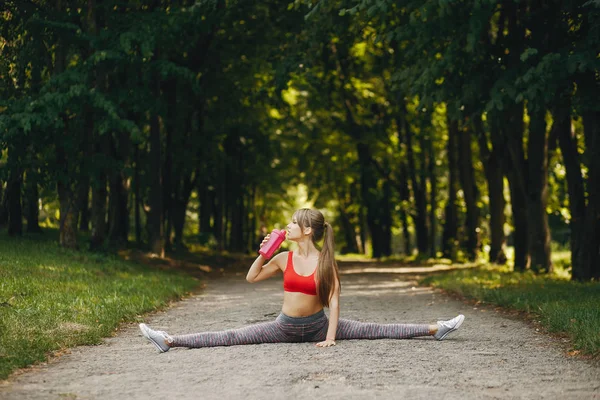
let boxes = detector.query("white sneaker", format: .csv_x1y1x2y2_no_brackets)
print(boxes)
139,323,172,353
434,314,465,340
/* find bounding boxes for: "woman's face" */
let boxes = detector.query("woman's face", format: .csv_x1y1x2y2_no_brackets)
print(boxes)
286,215,307,241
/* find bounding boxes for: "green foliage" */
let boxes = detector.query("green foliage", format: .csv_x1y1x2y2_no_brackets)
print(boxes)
1,0,598,266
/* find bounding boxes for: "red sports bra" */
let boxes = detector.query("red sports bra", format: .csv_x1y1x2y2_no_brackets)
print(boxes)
283,252,317,296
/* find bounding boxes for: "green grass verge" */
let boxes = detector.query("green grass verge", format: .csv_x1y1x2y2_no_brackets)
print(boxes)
0,233,199,380
420,265,600,357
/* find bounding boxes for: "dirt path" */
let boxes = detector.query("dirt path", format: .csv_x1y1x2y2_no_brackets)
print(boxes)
2,263,599,399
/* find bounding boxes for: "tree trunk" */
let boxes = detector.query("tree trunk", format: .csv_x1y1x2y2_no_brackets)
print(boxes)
574,0,600,281
338,205,359,254
356,142,388,258
55,123,78,248
457,121,480,261
90,161,107,249
134,145,142,245
171,199,187,250
148,110,164,256
442,118,459,260
0,182,8,227
78,183,90,232
56,146,78,248
90,130,109,250
504,105,530,271
526,108,553,273
57,186,78,248
162,112,173,251
223,183,230,250
78,105,93,234
197,119,213,242
213,187,223,248
245,192,253,253
578,110,600,280
381,177,392,257
487,146,507,264
555,106,585,280
247,187,257,252
358,201,367,254
25,170,43,234
90,186,107,248
500,3,529,270
78,110,93,233
54,0,78,249
398,162,412,255
108,170,129,245
400,113,429,255
83,0,101,239
22,11,45,235
225,133,245,253
7,167,23,236
172,163,198,250
475,115,507,264
427,133,437,258
199,184,213,235
107,132,130,245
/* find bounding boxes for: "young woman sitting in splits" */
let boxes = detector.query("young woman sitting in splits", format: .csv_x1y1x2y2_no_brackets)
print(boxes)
139,208,464,352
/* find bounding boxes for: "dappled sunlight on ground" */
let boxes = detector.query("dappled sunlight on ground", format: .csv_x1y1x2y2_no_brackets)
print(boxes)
198,294,246,307
342,280,434,297
339,263,479,275
343,280,413,290
342,287,434,297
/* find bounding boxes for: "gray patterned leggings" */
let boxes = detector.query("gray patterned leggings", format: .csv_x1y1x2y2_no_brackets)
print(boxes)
170,310,431,348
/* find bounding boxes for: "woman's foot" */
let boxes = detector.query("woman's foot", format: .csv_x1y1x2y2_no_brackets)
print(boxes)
433,314,465,340
139,323,172,353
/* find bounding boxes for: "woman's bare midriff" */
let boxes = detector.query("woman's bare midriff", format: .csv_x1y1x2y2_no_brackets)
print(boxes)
281,291,323,317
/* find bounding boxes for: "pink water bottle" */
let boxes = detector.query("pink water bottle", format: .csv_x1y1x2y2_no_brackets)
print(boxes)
259,229,287,259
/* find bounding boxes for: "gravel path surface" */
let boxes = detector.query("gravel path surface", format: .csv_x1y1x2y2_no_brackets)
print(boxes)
2,262,599,399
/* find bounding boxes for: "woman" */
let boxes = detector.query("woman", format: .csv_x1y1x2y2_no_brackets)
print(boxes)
140,208,464,352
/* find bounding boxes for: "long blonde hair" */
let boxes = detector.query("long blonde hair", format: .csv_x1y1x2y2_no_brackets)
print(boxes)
293,208,340,307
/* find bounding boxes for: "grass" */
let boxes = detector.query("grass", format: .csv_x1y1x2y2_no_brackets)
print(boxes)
420,263,600,358
0,233,199,380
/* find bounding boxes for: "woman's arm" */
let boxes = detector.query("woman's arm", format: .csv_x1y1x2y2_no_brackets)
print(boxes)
246,251,287,283
316,277,340,347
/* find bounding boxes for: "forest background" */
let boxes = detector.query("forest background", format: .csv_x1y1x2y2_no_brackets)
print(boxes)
1,0,599,282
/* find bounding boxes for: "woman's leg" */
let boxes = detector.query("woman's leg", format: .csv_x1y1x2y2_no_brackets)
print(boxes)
170,319,292,348
334,318,432,340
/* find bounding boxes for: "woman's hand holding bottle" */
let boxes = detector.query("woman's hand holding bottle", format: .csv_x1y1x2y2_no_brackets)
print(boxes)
259,229,287,259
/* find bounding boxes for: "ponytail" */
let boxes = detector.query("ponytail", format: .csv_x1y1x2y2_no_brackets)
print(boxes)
316,221,340,308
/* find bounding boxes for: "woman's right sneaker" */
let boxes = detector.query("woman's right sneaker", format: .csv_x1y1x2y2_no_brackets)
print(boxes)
434,314,465,340
139,323,172,353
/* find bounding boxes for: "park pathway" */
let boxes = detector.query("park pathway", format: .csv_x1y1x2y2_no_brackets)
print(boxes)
1,262,599,399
